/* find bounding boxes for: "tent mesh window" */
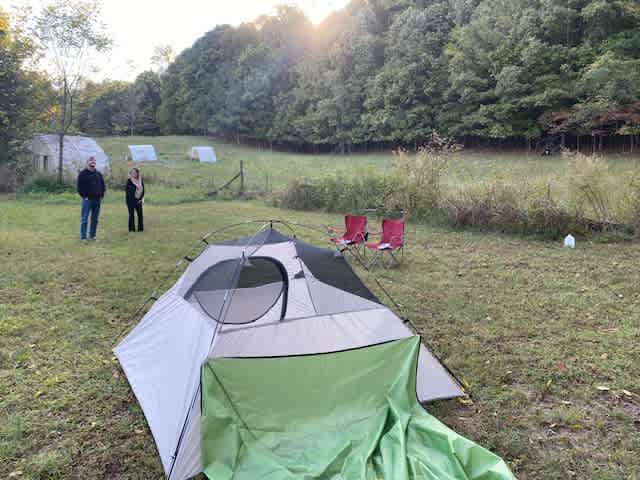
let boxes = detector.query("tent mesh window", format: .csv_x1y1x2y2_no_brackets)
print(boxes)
217,230,381,304
185,257,287,324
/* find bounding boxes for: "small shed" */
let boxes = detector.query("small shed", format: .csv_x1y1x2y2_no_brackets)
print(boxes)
128,145,157,162
30,134,110,174
190,146,216,163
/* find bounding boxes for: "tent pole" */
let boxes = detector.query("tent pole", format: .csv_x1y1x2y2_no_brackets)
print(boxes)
167,221,271,478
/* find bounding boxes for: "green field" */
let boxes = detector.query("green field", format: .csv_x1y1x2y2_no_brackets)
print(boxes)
96,135,640,203
1,195,640,479
98,135,391,192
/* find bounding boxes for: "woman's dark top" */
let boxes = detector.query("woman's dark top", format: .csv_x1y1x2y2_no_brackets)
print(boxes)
125,179,145,205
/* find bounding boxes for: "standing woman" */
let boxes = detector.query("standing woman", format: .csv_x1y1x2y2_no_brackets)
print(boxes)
126,168,144,232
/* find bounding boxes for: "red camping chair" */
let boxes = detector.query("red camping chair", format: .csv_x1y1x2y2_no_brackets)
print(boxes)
328,215,368,259
366,218,405,269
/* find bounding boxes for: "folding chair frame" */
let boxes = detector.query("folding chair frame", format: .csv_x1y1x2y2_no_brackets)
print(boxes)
366,238,404,269
327,215,368,263
328,229,368,262
365,219,406,270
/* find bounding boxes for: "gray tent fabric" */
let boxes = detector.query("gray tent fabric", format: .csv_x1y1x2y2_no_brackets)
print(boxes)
114,227,464,480
217,228,292,246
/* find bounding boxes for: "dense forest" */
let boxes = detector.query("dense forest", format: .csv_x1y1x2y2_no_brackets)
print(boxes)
158,0,640,152
2,0,640,158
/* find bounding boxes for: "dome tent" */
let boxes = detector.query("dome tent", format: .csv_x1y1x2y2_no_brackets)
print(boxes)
114,222,511,479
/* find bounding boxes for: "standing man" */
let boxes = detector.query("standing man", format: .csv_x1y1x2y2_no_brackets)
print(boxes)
77,156,106,241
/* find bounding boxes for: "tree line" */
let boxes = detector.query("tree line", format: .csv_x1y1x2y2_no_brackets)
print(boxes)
158,0,640,152
2,0,640,167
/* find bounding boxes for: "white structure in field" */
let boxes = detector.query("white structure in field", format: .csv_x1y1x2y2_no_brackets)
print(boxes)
30,134,110,174
190,146,216,163
128,145,157,162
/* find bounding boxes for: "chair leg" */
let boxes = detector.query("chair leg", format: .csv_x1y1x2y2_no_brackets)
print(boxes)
379,251,388,269
366,252,375,270
366,250,382,270
352,245,367,265
341,244,362,265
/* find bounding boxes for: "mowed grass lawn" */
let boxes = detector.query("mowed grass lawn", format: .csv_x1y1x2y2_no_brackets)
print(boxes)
2,196,640,479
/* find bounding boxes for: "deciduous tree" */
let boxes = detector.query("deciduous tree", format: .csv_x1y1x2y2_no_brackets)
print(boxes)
33,0,110,181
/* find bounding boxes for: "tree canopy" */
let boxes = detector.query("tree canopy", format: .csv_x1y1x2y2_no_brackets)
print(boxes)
154,0,640,149
0,7,54,175
4,0,640,163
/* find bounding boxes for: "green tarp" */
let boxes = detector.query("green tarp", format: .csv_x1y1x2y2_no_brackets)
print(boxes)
201,336,516,480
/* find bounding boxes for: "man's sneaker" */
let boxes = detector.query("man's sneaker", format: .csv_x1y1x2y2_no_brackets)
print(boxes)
88,237,96,241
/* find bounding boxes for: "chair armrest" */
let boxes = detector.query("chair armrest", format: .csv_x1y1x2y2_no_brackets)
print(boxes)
352,231,367,243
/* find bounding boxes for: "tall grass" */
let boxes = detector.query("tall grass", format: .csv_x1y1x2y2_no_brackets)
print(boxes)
439,182,581,238
627,175,640,233
277,149,639,239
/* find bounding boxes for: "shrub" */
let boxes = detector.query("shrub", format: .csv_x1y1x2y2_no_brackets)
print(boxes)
278,171,387,213
621,173,640,236
278,180,326,211
21,174,74,194
0,166,15,192
388,134,459,220
526,198,580,239
276,143,636,240
277,134,459,219
439,185,494,230
440,183,530,233
565,151,613,222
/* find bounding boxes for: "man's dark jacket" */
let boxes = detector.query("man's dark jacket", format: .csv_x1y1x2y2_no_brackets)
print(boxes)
77,169,106,199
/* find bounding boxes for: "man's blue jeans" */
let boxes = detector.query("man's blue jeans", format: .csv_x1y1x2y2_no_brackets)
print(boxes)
80,198,101,240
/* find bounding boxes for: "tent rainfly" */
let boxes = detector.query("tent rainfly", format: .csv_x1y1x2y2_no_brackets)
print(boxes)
128,145,157,162
201,336,515,480
30,134,110,175
115,226,513,480
189,146,216,163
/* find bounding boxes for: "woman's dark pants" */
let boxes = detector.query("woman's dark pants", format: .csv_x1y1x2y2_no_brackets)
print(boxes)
127,202,144,232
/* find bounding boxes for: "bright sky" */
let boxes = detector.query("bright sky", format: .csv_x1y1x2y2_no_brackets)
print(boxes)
9,0,350,81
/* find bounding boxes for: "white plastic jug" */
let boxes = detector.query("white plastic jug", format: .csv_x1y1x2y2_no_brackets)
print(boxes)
564,234,575,249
